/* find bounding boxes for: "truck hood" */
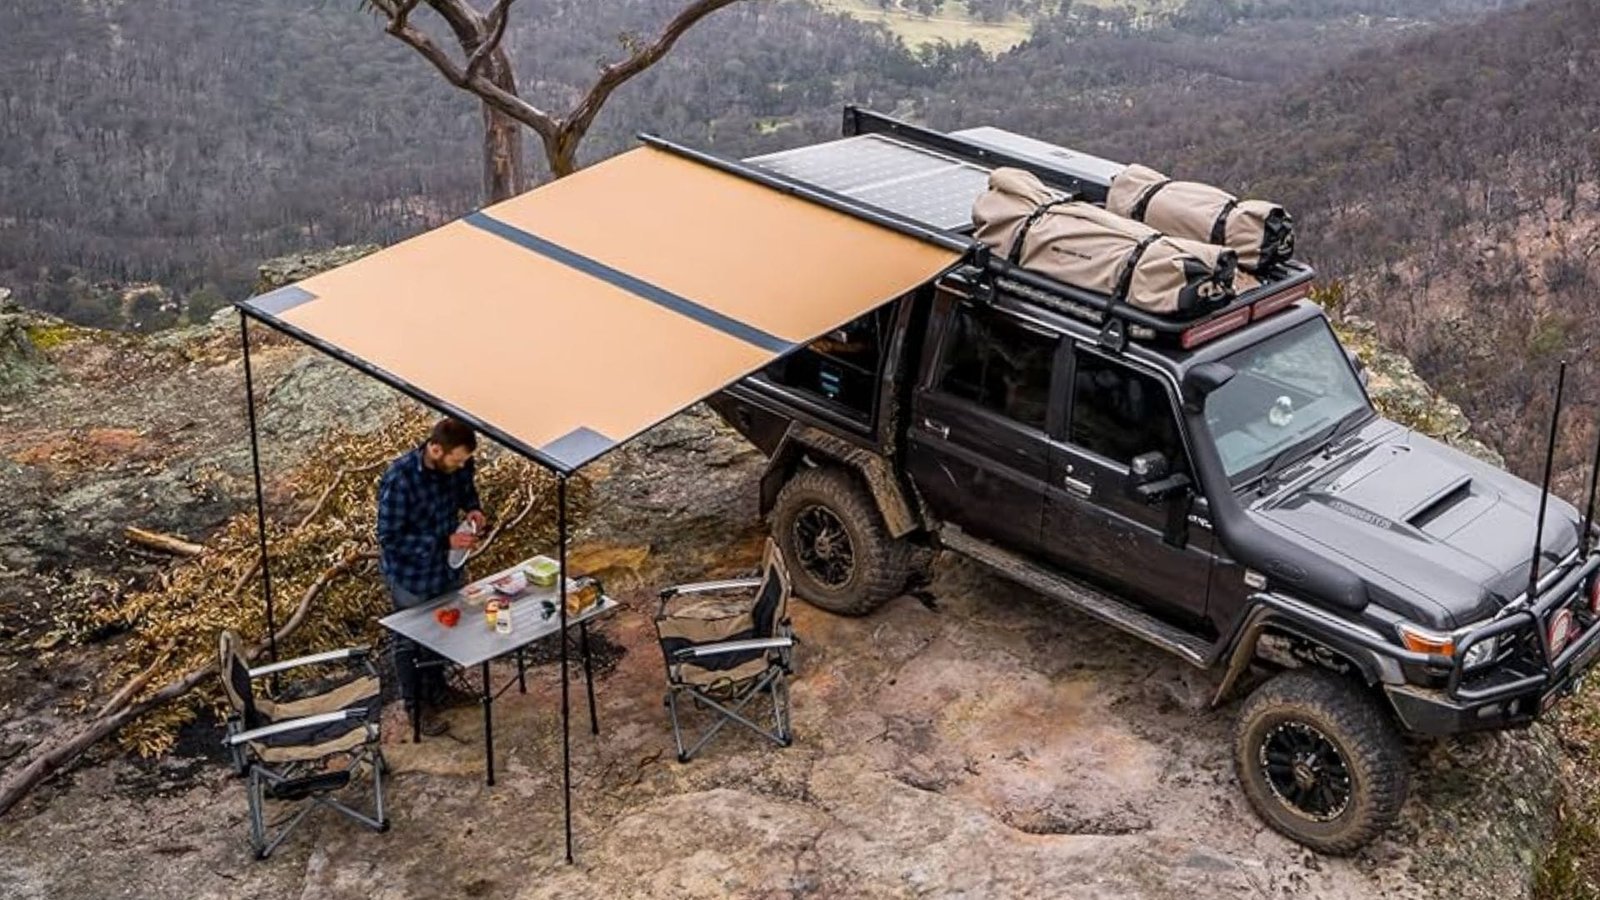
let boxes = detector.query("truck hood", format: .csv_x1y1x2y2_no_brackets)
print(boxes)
1248,422,1582,629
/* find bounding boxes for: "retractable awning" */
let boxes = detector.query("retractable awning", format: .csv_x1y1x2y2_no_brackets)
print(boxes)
240,143,964,473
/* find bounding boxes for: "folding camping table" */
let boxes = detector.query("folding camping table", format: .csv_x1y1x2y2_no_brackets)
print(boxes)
378,558,618,787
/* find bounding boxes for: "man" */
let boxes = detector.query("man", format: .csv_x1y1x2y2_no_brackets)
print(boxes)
377,417,486,735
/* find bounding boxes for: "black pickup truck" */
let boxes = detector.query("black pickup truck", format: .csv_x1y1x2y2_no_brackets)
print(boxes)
710,110,1600,853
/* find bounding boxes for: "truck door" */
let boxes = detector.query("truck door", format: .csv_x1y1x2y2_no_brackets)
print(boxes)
906,300,1058,554
1042,347,1216,626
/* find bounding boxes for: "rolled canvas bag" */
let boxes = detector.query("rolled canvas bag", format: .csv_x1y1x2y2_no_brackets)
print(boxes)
1106,164,1294,273
973,168,1237,317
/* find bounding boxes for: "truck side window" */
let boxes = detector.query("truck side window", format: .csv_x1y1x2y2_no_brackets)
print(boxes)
936,305,1053,429
1069,352,1185,468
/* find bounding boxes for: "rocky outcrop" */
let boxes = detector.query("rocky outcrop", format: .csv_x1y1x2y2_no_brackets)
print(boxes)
254,244,380,294
1334,314,1505,467
0,290,50,400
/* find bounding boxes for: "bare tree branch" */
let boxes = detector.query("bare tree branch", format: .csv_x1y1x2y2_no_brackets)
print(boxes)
565,0,741,136
463,0,515,84
368,0,743,184
373,0,559,141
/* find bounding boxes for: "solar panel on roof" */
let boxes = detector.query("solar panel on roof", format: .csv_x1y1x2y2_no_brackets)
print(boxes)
748,135,992,231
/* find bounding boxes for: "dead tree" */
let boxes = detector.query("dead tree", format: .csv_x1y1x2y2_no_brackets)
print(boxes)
368,0,744,200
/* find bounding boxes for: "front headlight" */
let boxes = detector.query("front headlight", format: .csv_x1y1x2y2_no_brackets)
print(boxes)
1460,636,1499,670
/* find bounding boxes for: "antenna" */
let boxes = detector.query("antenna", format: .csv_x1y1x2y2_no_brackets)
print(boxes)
1584,416,1600,553
1529,361,1567,600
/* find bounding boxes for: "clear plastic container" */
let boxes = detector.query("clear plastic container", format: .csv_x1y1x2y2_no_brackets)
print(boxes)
447,519,478,569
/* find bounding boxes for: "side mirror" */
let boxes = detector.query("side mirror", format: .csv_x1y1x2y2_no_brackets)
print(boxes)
1182,362,1236,411
1127,451,1193,505
1129,451,1170,484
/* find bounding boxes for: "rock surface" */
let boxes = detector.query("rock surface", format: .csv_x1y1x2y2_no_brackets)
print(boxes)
0,298,1562,899
0,403,1564,900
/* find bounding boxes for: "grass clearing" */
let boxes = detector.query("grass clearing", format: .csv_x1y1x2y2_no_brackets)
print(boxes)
814,0,1034,54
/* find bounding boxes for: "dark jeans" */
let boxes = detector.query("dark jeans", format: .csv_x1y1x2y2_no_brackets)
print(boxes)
389,574,462,705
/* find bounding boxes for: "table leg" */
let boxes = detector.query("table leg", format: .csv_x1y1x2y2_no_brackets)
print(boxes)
411,655,422,745
517,647,527,695
482,660,495,787
580,621,598,735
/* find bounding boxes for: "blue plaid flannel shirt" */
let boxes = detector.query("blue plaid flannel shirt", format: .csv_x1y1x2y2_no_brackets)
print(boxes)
376,446,482,597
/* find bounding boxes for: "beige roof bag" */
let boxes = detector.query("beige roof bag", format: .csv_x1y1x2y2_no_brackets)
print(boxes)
973,168,1237,317
1106,164,1294,273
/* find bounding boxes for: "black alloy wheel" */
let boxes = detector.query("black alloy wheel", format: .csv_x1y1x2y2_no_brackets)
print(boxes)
792,504,856,588
1259,721,1353,822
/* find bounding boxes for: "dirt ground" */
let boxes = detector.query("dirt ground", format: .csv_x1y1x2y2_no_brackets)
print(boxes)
0,388,1562,900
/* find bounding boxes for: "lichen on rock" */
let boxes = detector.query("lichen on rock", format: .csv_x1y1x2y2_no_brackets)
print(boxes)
0,290,54,399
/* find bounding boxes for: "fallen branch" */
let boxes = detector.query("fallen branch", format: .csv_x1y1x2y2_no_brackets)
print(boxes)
0,551,377,819
223,460,387,603
93,643,173,718
124,527,203,558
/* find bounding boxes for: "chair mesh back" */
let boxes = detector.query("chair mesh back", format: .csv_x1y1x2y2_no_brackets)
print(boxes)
217,630,263,729
750,539,790,639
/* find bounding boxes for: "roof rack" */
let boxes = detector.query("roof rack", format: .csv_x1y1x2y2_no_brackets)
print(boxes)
655,108,1319,352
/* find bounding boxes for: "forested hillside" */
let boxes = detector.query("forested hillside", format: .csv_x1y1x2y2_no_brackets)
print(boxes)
1,0,1508,329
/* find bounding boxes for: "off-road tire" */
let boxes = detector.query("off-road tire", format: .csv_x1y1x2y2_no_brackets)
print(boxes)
772,465,911,616
1234,670,1408,855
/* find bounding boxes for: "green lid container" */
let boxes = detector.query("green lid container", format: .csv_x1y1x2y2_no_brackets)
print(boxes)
525,555,560,587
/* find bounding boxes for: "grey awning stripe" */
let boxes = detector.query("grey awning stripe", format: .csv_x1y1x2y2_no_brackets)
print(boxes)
539,427,618,471
246,285,318,316
462,211,794,355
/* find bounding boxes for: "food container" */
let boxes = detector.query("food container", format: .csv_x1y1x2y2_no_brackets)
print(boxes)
462,583,495,607
491,570,528,596
525,556,560,588
484,599,500,627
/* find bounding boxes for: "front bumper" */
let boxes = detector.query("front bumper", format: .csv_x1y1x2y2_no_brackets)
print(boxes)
1386,552,1600,736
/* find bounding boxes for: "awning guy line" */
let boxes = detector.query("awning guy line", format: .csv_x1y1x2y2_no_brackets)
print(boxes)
462,211,795,354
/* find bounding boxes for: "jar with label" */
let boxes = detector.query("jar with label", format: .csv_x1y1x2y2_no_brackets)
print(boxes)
484,599,500,628
495,600,513,635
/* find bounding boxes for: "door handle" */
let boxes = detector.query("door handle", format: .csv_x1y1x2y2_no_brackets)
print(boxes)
922,418,950,439
1063,475,1093,498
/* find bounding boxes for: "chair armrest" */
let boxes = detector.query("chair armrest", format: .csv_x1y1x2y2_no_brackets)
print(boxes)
249,646,370,679
227,709,368,746
673,636,794,660
659,578,762,600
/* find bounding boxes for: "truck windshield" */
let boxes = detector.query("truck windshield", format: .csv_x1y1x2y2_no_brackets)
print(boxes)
1205,319,1372,482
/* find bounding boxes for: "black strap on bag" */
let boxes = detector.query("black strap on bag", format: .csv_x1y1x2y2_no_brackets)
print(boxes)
1129,179,1172,222
1099,232,1162,353
1113,233,1164,302
1007,196,1077,264
1211,198,1238,246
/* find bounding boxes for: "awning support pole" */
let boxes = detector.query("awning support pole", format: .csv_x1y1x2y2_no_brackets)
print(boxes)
558,474,572,863
240,312,278,668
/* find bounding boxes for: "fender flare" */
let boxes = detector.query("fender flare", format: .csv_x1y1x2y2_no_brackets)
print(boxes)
1212,599,1404,706
758,424,923,538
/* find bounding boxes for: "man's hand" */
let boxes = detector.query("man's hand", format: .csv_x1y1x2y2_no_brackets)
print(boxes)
465,510,488,532
449,531,479,550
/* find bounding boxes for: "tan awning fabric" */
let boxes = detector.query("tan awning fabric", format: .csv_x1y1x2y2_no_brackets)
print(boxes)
240,146,961,472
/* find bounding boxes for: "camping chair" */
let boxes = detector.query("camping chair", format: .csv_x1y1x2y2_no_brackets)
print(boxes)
216,630,388,859
655,538,796,762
